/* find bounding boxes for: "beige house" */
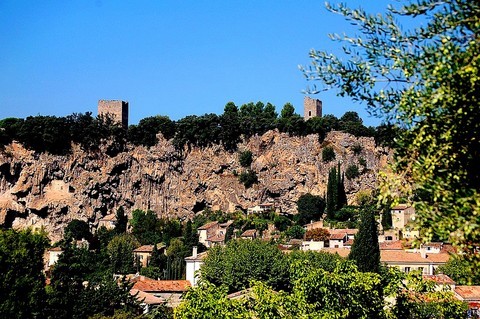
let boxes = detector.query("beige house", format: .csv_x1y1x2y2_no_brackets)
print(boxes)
301,240,325,251
380,250,450,275
303,220,324,231
98,213,117,230
391,204,420,239
133,243,166,268
47,246,63,267
131,276,191,308
197,220,233,247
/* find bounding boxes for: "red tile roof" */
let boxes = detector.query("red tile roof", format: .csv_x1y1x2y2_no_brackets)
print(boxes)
455,286,480,301
344,239,354,246
198,221,218,230
132,277,191,293
185,251,208,261
241,229,257,237
330,233,347,240
133,243,165,253
379,240,404,250
423,274,456,285
207,234,225,242
391,204,410,210
130,289,165,305
329,228,358,235
380,250,450,264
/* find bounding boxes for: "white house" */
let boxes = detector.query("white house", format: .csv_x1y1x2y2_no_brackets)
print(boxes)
185,247,208,287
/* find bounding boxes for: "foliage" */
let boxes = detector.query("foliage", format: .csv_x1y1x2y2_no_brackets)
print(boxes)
284,225,305,240
345,164,360,180
348,208,380,273
352,143,363,155
238,170,258,188
321,146,335,162
0,228,49,319
130,210,162,245
438,255,480,285
115,207,128,234
65,219,91,241
295,193,325,225
305,228,330,241
273,215,291,232
201,239,289,293
106,234,140,274
333,205,359,222
238,150,253,168
287,250,342,278
128,115,175,147
326,164,347,219
89,310,144,319
302,0,480,267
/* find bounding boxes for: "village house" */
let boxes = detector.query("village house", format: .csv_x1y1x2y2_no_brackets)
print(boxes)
197,220,233,247
391,204,419,239
130,288,164,314
380,250,450,275
98,213,117,230
454,285,480,314
133,243,166,268
130,275,191,308
303,220,324,231
185,246,208,287
247,203,275,215
47,246,63,267
240,229,257,240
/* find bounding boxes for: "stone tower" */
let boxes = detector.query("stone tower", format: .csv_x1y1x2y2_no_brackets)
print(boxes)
98,100,129,129
303,96,322,120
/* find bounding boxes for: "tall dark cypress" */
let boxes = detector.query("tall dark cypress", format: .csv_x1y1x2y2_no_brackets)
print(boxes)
348,207,380,273
326,166,338,219
338,172,347,210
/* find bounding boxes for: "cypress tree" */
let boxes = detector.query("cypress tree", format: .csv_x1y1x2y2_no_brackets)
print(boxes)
115,206,127,234
338,172,347,210
348,207,380,273
326,166,337,219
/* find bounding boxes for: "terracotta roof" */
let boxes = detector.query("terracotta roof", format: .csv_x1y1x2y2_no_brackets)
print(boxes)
49,247,63,252
423,274,456,285
133,243,165,253
329,228,358,235
130,289,165,305
455,286,480,301
219,220,233,228
344,239,354,246
241,229,257,237
100,213,116,221
421,242,443,249
132,277,191,293
380,240,404,250
207,234,225,242
198,221,218,230
322,248,349,258
330,233,347,240
380,250,450,264
185,251,208,261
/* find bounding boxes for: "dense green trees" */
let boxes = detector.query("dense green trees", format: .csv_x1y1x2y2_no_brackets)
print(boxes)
65,219,91,241
302,0,480,267
295,193,325,225
107,234,140,274
128,116,175,147
201,239,290,293
0,229,49,319
326,164,347,219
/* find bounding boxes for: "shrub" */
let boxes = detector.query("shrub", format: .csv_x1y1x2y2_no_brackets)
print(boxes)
305,228,330,241
239,150,253,167
359,157,367,167
239,170,258,188
322,146,336,162
352,143,363,155
345,164,360,180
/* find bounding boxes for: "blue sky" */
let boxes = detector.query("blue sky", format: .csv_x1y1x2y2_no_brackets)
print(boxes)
1,1,405,127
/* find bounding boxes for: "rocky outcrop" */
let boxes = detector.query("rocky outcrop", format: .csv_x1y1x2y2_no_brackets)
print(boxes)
0,130,390,240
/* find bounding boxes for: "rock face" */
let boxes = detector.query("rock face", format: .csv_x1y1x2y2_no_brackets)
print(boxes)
0,130,390,240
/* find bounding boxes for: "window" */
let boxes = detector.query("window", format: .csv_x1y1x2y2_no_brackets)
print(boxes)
404,267,411,273
309,111,312,116
385,236,393,241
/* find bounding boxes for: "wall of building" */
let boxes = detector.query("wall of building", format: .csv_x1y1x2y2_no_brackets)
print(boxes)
98,100,129,129
303,97,322,120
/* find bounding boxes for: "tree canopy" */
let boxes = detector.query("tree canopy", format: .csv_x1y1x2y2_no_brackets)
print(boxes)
302,0,480,267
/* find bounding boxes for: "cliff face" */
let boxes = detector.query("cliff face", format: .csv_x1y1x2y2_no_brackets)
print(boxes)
0,130,390,240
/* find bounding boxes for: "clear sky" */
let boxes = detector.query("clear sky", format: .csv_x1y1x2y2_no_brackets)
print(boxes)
1,1,403,127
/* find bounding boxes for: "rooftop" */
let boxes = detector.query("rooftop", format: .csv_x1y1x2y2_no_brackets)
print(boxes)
198,221,218,230
380,250,450,264
241,229,257,237
455,286,480,301
379,240,404,250
423,274,456,285
132,276,191,293
133,243,166,253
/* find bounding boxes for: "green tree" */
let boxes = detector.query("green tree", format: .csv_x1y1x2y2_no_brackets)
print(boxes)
130,209,161,245
128,115,175,146
219,102,242,151
238,150,253,168
438,255,480,285
295,193,325,225
349,208,380,273
302,0,480,267
115,207,128,234
238,169,258,188
326,164,347,219
201,239,289,293
345,164,360,180
285,225,305,240
321,146,335,162
65,219,91,241
0,229,49,319
106,234,140,274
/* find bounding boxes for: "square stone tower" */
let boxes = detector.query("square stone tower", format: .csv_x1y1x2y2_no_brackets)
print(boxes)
303,96,322,120
98,100,129,129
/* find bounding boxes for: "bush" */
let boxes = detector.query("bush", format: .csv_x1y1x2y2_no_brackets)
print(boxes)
239,170,258,188
305,228,330,241
322,146,336,162
345,164,360,180
238,150,253,167
352,143,363,155
359,157,367,167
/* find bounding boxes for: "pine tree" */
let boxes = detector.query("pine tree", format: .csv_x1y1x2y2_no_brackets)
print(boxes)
348,207,380,273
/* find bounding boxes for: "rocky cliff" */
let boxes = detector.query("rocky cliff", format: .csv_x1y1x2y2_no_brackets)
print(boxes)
0,130,390,240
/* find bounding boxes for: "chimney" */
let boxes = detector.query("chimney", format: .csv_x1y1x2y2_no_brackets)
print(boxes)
192,246,197,258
